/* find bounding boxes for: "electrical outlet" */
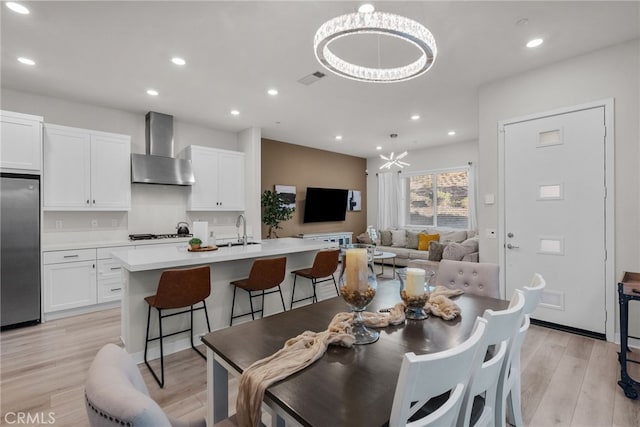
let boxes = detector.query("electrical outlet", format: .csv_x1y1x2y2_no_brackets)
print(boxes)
486,228,496,239
112,219,118,227
91,219,98,228
55,220,63,229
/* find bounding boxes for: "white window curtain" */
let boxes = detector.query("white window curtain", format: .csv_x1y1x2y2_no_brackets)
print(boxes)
468,162,478,230
377,172,400,230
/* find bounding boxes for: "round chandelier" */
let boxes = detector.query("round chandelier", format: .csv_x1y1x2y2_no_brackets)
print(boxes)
314,11,437,83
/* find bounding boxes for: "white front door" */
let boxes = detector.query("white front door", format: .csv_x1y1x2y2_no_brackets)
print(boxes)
502,106,608,335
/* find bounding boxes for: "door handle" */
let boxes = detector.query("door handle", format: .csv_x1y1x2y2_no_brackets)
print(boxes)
506,243,520,249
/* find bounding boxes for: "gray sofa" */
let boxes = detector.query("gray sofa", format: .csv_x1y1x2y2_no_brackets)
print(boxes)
356,228,479,274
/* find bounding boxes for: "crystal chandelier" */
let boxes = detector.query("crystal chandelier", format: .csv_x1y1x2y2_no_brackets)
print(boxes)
314,11,437,83
379,152,410,169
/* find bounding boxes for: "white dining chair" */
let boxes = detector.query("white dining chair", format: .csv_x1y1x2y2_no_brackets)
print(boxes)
457,290,525,427
389,316,488,427
496,273,546,427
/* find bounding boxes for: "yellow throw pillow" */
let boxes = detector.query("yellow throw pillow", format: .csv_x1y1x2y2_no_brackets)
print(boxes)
418,233,440,251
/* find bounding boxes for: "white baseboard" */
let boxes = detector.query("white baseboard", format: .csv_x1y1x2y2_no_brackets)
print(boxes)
130,334,207,364
614,333,640,350
43,301,120,321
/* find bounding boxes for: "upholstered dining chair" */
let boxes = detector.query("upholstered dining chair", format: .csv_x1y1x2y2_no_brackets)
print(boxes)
458,290,525,427
389,316,488,427
230,256,287,326
435,260,501,298
144,265,211,388
85,343,206,427
290,248,340,309
496,273,546,427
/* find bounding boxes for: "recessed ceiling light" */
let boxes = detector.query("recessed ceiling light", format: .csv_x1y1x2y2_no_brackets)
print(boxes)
267,89,278,96
17,57,35,66
171,57,186,66
6,2,29,14
526,38,543,48
358,4,375,13
230,110,240,116
411,115,420,121
376,146,382,150
335,135,343,141
146,89,159,96
448,131,456,136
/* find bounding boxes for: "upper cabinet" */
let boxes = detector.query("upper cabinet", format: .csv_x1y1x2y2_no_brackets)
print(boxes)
181,145,245,211
0,110,43,174
43,124,131,211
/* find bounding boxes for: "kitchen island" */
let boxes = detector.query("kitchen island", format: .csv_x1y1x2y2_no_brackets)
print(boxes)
111,238,336,361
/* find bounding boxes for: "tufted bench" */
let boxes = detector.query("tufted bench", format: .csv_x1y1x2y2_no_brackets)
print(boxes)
434,259,500,298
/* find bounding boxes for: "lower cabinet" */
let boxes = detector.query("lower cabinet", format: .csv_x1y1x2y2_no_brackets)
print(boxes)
97,247,128,304
43,245,130,315
43,249,97,312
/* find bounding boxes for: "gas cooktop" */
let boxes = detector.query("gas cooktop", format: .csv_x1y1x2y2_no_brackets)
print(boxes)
128,233,192,241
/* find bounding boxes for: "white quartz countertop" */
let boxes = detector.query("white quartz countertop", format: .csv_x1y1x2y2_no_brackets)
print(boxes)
41,237,192,251
111,237,336,272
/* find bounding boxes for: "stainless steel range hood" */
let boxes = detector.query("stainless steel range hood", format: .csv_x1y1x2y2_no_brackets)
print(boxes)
131,112,195,185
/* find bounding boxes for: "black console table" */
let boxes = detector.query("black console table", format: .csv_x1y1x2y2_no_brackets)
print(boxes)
618,271,640,399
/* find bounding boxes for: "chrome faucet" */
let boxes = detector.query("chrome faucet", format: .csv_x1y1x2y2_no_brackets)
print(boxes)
236,214,247,245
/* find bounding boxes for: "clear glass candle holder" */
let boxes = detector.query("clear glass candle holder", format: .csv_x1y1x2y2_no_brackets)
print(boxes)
338,244,379,344
397,267,435,320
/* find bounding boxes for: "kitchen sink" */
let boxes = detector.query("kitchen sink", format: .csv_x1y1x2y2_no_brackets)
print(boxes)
223,241,261,247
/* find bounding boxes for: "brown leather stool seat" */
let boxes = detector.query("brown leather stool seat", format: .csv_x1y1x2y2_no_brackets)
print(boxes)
290,249,340,309
144,265,211,388
230,257,287,326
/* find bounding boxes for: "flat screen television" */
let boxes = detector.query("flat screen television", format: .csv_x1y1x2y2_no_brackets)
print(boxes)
303,187,349,223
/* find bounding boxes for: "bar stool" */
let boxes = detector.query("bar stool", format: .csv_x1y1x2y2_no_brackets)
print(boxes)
144,265,211,388
230,257,287,326
290,248,340,309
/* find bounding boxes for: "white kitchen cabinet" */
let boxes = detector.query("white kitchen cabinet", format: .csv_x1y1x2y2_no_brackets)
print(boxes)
43,124,131,210
43,249,97,312
0,110,43,173
97,246,129,304
181,145,245,211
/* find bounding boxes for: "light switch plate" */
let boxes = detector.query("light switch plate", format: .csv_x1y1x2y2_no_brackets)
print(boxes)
484,194,495,205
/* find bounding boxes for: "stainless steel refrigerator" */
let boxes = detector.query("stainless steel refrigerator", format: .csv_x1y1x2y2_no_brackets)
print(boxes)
1,173,41,328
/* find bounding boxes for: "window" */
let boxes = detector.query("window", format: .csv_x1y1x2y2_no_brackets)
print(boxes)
405,168,469,229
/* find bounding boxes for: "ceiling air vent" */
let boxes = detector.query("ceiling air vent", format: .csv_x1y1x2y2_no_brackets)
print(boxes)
297,71,326,86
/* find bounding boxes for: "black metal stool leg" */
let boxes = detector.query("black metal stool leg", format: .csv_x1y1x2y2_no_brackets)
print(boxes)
311,278,318,303
261,290,266,318
230,286,238,326
144,305,164,388
190,304,206,360
290,275,298,309
248,290,256,320
203,301,211,332
278,285,286,312
332,274,339,296
157,308,164,387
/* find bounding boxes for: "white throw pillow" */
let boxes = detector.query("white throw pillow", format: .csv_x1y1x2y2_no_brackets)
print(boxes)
391,229,407,247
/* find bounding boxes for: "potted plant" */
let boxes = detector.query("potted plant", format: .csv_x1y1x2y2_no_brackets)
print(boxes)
261,190,295,238
189,237,202,250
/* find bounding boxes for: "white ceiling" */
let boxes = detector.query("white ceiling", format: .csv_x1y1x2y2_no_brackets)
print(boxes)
2,1,639,158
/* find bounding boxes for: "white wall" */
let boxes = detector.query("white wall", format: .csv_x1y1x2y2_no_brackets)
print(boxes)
366,139,478,228
1,88,255,244
478,39,639,271
477,39,640,337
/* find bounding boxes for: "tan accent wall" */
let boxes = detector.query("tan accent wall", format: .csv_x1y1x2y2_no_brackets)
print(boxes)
261,138,367,239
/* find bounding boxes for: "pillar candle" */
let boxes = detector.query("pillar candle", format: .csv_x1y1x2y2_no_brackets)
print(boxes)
405,268,426,297
346,248,368,292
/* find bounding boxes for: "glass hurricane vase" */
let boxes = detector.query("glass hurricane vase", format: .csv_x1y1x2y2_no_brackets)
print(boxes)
338,244,379,344
397,267,435,320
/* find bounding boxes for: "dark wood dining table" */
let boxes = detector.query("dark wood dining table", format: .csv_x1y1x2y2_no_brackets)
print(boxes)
201,281,509,426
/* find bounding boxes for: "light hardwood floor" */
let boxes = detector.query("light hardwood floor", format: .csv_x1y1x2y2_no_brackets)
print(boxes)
1,307,638,426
